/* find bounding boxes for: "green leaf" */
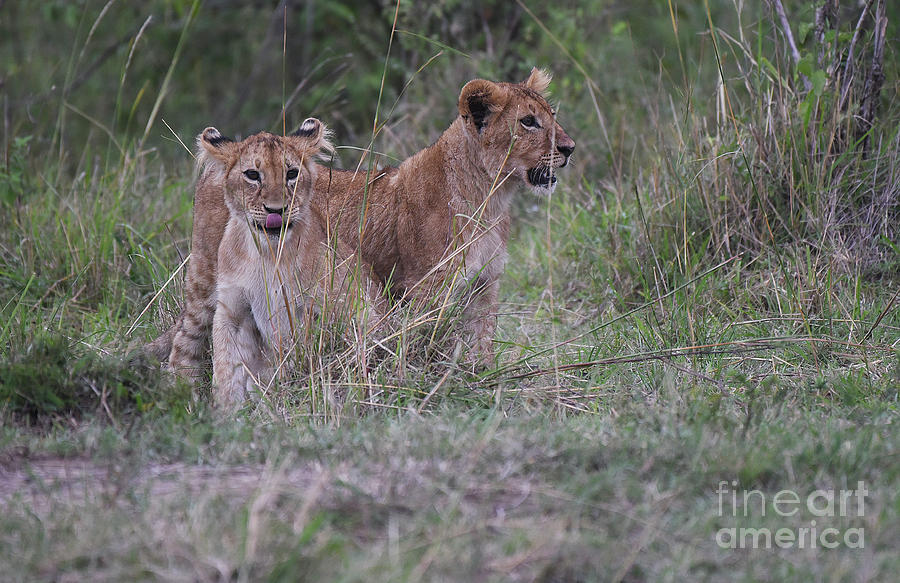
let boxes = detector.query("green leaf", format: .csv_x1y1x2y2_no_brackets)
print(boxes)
800,97,813,130
760,56,779,78
798,22,813,44
810,69,827,97
797,54,814,77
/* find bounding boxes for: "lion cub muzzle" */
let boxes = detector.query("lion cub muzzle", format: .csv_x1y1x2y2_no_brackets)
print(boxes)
257,205,289,236
527,166,557,188
527,135,576,188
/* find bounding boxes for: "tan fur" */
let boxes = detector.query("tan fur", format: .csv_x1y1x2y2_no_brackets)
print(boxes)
150,68,574,374
170,121,381,408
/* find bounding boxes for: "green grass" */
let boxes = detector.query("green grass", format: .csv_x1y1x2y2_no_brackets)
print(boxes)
2,393,898,581
2,0,899,580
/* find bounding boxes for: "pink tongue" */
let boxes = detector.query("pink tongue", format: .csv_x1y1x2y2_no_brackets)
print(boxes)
265,213,283,229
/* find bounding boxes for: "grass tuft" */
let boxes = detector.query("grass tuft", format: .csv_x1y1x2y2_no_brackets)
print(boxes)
0,333,189,425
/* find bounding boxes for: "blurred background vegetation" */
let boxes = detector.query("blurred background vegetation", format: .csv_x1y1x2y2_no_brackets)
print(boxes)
2,0,737,168
4,1,863,164
2,0,897,238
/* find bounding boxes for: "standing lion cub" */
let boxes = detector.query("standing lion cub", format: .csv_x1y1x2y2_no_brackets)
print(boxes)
198,119,381,408
147,68,574,377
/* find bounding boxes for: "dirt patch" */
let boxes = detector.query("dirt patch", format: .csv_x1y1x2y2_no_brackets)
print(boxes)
0,452,541,522
0,455,326,512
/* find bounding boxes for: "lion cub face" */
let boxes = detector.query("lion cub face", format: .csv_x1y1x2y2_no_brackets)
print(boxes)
458,68,575,193
197,119,331,240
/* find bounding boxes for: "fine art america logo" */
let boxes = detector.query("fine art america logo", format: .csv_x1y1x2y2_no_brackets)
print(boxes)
715,480,867,549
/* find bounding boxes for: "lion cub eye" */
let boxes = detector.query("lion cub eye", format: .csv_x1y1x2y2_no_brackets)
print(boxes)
286,168,299,181
243,169,261,181
519,115,540,129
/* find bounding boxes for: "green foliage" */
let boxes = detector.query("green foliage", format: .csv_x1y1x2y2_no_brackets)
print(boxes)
0,136,34,206
0,334,188,422
1,396,898,580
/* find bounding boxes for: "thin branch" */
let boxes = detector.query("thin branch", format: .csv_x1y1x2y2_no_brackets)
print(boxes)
768,0,811,91
857,0,887,153
840,0,873,110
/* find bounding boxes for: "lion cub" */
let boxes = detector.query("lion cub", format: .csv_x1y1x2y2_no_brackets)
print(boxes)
149,68,575,374
198,120,380,409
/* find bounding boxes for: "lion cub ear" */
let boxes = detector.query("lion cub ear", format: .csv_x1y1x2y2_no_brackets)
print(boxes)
458,79,508,133
197,127,235,166
291,117,334,155
523,67,552,95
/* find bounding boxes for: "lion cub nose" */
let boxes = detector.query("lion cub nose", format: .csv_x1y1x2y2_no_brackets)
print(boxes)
557,141,575,158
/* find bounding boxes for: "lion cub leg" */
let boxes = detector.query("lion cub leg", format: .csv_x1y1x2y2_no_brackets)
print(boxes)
167,261,218,383
211,286,271,410
458,277,500,368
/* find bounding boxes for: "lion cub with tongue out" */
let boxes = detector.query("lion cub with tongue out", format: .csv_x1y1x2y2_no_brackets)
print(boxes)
201,119,381,409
